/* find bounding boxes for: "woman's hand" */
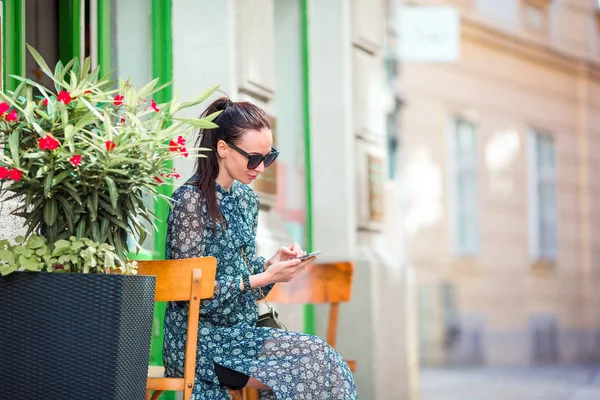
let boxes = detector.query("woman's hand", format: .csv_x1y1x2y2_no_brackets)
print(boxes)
264,243,305,270
264,256,316,284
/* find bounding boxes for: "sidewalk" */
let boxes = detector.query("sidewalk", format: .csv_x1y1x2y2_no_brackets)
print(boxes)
420,365,600,400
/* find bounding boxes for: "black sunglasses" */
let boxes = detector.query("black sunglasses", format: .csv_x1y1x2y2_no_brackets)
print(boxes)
227,142,279,170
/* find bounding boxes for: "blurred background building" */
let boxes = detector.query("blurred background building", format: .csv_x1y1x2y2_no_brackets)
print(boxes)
3,0,600,399
402,0,600,369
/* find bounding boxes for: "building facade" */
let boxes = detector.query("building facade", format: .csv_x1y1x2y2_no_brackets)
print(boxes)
402,0,600,366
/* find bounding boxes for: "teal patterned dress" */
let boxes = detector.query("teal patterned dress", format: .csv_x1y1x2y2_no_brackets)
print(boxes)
163,181,357,399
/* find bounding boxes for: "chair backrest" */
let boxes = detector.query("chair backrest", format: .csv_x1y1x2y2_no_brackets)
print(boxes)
266,261,353,347
266,261,353,304
136,257,217,400
137,257,217,302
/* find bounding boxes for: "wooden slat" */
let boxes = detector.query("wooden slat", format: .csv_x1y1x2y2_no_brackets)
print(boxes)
183,268,202,399
266,262,353,304
137,257,217,302
326,303,340,348
146,377,185,391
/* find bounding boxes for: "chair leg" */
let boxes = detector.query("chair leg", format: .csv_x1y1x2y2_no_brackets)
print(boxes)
245,387,259,400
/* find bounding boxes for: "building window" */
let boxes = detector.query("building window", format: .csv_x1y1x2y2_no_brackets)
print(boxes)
528,131,557,261
521,0,550,36
450,118,479,256
476,0,519,26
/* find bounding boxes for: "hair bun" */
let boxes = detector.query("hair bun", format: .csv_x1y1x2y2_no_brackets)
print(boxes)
221,98,232,110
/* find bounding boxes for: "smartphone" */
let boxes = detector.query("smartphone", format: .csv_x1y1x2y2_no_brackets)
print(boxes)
297,251,321,261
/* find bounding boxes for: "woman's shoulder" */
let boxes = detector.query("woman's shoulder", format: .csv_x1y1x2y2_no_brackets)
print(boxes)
172,184,202,202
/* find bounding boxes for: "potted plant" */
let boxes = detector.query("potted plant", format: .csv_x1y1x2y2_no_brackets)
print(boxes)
0,45,218,400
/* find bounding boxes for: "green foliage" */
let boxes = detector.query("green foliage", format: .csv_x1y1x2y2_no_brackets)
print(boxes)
0,45,219,259
0,235,138,276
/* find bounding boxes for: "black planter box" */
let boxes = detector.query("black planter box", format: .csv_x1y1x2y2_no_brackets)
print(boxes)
0,272,156,400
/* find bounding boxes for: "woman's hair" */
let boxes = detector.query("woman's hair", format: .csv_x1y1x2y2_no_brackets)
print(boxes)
191,96,271,227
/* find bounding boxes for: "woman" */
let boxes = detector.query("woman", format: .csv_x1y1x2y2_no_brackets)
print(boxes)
163,97,357,399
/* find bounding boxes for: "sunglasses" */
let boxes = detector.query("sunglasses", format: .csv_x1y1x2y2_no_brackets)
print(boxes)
227,142,279,170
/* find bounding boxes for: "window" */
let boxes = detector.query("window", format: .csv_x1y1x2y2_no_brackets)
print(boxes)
528,131,557,261
521,0,551,37
476,0,519,26
450,119,479,256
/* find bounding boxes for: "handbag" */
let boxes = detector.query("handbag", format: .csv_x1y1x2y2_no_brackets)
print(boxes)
241,248,287,330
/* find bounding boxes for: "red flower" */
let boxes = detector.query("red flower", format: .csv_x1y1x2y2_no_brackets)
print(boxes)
114,94,124,106
55,264,64,270
105,140,116,151
5,110,18,122
151,99,160,112
166,169,181,180
154,176,163,184
42,98,48,106
120,116,126,124
58,90,72,104
39,135,60,151
8,169,23,182
169,137,188,157
0,167,8,179
69,155,82,167
0,102,9,114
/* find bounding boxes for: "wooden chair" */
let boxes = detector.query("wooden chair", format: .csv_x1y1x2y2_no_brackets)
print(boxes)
138,257,245,400
245,261,355,400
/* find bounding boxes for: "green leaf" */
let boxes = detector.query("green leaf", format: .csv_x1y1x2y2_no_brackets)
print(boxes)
79,97,104,121
27,45,54,80
23,152,45,159
104,176,118,209
8,131,20,168
1,266,19,276
27,235,46,249
56,196,74,232
53,169,73,186
103,111,113,140
174,117,219,129
62,182,83,205
76,218,87,239
44,171,54,198
106,168,130,176
86,190,98,222
24,209,43,238
178,85,220,110
100,217,110,243
137,77,159,99
98,210,128,231
0,250,16,265
19,254,43,271
44,198,57,226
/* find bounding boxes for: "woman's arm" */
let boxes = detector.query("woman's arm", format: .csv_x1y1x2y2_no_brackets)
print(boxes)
241,192,275,299
167,186,247,313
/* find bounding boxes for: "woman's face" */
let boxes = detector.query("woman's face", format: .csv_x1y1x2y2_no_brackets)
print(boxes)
217,128,273,185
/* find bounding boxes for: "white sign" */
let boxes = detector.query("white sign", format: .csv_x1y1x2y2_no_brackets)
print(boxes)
397,6,461,63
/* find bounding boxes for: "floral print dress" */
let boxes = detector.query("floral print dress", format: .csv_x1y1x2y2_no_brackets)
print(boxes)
163,181,357,400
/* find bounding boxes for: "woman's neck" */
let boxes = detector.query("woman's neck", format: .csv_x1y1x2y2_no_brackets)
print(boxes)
215,170,234,191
